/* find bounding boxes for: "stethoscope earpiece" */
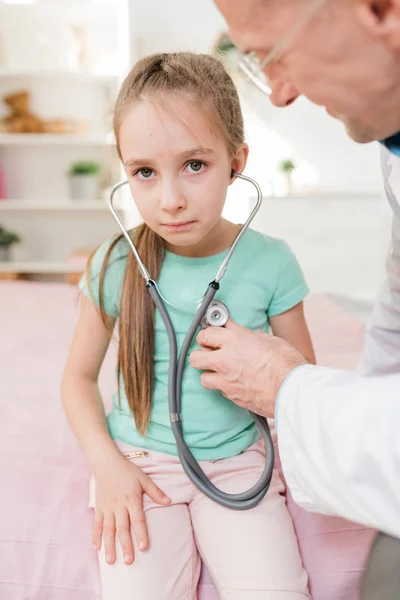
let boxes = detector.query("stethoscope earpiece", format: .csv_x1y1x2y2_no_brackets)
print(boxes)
230,168,235,179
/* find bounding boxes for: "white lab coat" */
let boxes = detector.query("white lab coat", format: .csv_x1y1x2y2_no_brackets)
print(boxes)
277,145,400,539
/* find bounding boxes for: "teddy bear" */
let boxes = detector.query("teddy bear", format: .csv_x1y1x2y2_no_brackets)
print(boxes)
0,90,46,134
0,90,86,135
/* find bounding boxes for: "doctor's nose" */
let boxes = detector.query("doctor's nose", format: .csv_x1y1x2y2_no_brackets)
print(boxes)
269,78,300,107
159,182,186,212
264,64,300,107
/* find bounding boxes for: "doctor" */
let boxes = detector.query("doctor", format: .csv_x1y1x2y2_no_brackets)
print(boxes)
190,0,400,538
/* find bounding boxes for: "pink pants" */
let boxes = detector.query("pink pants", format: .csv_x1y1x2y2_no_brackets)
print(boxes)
90,441,310,600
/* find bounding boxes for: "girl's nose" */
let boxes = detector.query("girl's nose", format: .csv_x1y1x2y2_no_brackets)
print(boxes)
159,181,186,212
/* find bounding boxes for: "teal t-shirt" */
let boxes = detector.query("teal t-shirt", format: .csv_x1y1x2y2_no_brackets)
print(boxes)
79,228,309,460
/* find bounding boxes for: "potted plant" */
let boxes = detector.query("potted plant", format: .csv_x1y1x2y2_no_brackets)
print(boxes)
278,158,296,196
68,161,101,200
0,225,21,261
212,32,241,77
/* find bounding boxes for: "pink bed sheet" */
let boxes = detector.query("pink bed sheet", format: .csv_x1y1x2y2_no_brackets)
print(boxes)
0,282,375,599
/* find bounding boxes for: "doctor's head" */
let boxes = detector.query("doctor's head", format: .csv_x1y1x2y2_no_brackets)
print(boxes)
215,0,400,144
113,52,248,254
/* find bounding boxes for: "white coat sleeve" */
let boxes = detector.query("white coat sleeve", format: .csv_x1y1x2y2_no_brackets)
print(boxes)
358,147,400,377
277,145,400,537
277,365,400,538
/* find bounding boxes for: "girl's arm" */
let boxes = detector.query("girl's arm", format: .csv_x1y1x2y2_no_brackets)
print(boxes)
269,301,316,365
61,294,121,469
61,294,170,565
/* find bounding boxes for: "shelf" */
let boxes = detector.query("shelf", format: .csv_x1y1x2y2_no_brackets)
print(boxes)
0,67,119,85
0,261,84,274
0,199,110,211
0,133,115,146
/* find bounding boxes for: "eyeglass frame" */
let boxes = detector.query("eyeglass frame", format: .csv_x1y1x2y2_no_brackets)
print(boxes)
237,0,329,96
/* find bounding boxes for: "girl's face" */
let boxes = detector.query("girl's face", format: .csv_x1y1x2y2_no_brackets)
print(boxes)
118,95,248,255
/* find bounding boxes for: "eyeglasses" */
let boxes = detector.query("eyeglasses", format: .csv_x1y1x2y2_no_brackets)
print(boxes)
237,0,328,96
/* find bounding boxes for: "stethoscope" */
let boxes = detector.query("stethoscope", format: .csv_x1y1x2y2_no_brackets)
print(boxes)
108,170,274,510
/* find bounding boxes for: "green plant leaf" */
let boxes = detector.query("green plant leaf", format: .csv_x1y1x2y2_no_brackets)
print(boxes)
278,159,296,173
68,161,101,175
0,225,21,246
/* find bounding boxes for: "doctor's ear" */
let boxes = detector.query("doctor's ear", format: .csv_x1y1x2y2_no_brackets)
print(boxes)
229,143,249,183
356,0,400,49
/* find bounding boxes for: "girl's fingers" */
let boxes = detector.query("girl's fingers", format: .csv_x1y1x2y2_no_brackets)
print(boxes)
92,509,104,551
128,498,149,553
103,512,116,564
140,473,171,506
115,508,135,565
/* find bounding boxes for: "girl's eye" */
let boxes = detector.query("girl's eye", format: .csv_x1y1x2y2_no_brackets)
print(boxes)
135,168,154,180
187,160,205,174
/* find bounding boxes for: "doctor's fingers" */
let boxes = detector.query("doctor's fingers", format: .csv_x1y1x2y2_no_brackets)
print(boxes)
200,370,226,392
190,348,230,374
200,371,243,404
196,323,234,349
196,319,264,351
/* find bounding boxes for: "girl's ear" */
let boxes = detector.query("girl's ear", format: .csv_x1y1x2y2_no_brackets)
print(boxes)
229,144,249,183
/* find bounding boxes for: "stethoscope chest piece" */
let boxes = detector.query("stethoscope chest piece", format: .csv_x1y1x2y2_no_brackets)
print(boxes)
200,300,229,329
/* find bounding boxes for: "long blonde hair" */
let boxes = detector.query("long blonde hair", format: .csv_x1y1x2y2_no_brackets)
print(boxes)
88,52,244,434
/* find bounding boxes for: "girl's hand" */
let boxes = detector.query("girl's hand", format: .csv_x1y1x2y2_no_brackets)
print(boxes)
92,455,171,565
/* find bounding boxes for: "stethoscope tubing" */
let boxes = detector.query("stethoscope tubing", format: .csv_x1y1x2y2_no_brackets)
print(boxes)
108,171,274,509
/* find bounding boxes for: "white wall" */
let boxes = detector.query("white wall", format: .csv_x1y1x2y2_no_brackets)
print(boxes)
128,0,225,58
249,193,393,303
243,88,382,194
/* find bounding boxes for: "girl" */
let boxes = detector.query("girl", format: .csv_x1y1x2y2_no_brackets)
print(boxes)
61,52,315,600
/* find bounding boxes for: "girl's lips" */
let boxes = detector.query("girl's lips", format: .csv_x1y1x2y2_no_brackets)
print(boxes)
162,221,196,231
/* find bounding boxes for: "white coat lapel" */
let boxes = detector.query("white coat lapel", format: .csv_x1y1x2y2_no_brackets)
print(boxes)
381,146,400,220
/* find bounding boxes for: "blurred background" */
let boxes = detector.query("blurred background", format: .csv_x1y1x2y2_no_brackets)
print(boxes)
0,0,392,315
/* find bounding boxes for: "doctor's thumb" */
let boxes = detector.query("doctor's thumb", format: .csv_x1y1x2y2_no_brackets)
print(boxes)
223,318,245,333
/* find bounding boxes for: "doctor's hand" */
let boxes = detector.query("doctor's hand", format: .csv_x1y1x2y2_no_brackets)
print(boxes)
190,320,306,418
